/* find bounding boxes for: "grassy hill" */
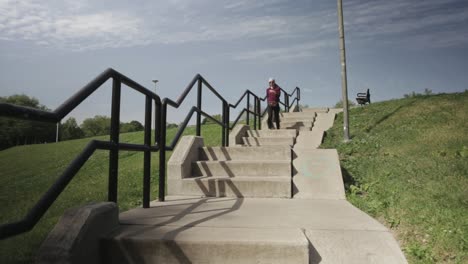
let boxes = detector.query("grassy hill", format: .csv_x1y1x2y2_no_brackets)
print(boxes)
322,91,468,263
0,124,222,264
1,92,467,263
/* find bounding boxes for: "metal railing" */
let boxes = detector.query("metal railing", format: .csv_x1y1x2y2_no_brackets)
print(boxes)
0,68,161,239
0,69,300,239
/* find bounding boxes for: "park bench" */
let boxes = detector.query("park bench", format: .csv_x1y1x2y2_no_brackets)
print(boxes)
356,89,371,105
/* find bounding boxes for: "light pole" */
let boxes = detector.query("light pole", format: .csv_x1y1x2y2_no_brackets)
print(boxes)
152,80,159,94
337,0,350,141
56,122,59,142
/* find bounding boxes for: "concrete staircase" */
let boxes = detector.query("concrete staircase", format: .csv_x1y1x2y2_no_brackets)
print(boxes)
167,136,292,198
38,107,407,264
261,108,323,131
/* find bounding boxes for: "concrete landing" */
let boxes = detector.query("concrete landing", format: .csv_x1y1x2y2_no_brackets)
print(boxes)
116,196,406,263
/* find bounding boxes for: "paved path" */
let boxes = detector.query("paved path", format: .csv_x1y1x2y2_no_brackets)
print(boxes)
293,109,345,199
116,107,407,263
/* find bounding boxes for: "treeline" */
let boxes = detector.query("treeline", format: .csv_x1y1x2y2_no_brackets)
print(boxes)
0,95,56,150
60,116,144,141
0,94,144,150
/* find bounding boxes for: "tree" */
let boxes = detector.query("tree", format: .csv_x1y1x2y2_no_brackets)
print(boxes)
201,114,222,125
166,123,178,129
81,115,111,137
120,120,144,133
0,94,55,149
60,117,84,140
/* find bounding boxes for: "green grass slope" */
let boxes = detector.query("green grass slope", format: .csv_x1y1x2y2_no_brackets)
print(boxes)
322,92,468,263
0,124,222,263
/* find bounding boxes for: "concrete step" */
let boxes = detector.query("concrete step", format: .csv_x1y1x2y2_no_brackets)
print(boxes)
281,112,316,118
242,136,294,146
246,129,297,138
199,146,291,161
192,160,291,177
282,121,313,129
168,176,292,198
302,107,329,113
281,117,315,123
102,225,308,264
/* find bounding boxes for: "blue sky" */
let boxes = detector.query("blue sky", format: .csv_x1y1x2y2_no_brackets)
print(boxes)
1,0,467,123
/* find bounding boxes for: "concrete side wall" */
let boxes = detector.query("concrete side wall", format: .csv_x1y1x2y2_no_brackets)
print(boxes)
35,202,119,264
229,124,250,145
167,136,204,179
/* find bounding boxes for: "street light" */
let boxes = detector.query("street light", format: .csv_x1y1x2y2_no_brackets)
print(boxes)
337,0,350,142
152,80,159,94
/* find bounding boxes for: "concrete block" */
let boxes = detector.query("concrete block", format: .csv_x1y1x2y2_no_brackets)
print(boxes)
192,160,291,177
35,202,119,264
102,226,308,264
229,124,250,145
168,136,204,179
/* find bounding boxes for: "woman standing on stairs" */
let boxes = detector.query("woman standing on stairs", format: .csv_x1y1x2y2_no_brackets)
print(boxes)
267,78,281,129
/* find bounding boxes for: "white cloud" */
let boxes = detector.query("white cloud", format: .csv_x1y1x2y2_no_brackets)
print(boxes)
0,0,466,53
0,0,146,50
343,0,468,47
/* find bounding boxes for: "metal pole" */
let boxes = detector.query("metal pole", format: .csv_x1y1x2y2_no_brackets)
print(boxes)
196,79,202,136
158,103,167,202
221,101,226,147
109,78,121,203
246,94,250,126
152,80,158,93
253,95,257,129
257,98,261,130
226,106,230,146
56,122,59,142
143,96,152,208
337,0,350,141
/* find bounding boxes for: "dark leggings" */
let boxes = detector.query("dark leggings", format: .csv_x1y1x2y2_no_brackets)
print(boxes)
267,105,280,129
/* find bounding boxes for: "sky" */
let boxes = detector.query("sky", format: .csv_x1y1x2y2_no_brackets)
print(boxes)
1,0,467,124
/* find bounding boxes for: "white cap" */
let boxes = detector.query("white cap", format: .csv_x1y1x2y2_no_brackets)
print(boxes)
268,78,275,82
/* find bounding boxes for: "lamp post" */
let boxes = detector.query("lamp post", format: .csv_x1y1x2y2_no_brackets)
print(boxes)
337,0,350,141
152,80,159,94
56,122,59,142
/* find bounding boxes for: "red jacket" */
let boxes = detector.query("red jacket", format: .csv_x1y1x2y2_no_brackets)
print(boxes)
266,85,281,105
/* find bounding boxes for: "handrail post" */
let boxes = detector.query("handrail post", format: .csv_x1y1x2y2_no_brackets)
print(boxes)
257,97,261,130
155,101,161,144
108,78,121,203
196,78,202,136
246,93,250,126
158,103,167,202
253,95,257,130
221,101,226,147
226,105,230,146
143,95,152,208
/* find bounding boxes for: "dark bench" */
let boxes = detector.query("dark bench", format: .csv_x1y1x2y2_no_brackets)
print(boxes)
356,89,371,105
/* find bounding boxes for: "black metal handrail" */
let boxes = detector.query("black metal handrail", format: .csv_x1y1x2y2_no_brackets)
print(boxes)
229,90,263,130
0,68,161,239
0,69,301,240
158,74,236,202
